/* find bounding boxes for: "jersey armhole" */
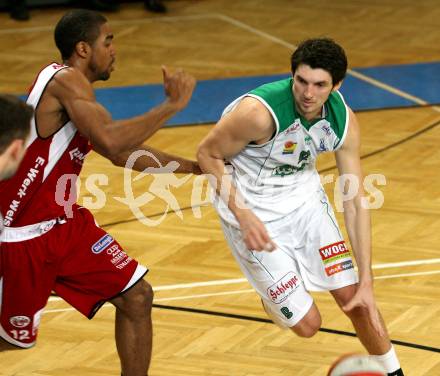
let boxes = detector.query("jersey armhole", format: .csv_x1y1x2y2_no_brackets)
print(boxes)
333,90,350,150
245,94,279,148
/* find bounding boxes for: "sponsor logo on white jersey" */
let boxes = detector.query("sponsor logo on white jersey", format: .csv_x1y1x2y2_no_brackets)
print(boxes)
319,241,351,265
283,121,300,135
325,259,354,276
267,272,300,304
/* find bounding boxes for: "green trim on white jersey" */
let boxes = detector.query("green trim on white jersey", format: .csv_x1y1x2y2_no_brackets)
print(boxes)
214,78,350,224
249,78,348,145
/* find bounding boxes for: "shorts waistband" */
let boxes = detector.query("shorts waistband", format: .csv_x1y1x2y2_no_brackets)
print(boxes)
0,217,66,243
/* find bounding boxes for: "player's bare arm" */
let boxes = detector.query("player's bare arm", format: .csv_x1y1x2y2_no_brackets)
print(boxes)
335,108,384,336
113,145,202,175
335,108,372,284
51,66,195,159
197,97,277,251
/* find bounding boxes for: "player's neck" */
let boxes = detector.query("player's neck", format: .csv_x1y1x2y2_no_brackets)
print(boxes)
63,59,96,83
297,106,323,122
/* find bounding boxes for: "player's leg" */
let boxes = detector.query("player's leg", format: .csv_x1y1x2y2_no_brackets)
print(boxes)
331,285,403,375
110,279,154,376
54,206,151,376
331,284,390,353
285,188,360,334
261,298,321,338
300,190,403,375
0,235,56,350
220,217,322,337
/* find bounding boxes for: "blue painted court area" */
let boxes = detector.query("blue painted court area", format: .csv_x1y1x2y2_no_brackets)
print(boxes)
30,61,440,127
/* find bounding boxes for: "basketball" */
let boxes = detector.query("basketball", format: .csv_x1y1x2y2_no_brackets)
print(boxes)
327,354,387,376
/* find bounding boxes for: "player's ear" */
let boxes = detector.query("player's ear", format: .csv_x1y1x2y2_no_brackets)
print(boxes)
332,80,342,92
9,139,26,162
75,41,91,59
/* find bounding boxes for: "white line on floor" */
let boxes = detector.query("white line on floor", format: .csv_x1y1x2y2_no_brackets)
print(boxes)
45,267,440,308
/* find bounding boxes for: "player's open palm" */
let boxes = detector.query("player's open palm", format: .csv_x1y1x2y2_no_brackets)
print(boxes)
162,65,196,111
238,210,277,252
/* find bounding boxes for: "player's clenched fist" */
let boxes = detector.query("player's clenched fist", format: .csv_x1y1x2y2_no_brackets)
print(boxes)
161,65,196,111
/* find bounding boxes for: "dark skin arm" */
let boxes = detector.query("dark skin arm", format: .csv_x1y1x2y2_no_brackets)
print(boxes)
112,145,202,174
37,67,195,159
37,65,199,173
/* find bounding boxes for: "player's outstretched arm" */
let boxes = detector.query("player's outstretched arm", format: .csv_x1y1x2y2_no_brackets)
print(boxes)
112,145,202,175
197,97,277,252
52,66,195,159
335,108,384,337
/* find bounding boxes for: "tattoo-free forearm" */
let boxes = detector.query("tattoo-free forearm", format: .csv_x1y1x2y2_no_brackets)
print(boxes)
343,199,373,285
102,101,178,156
113,146,199,174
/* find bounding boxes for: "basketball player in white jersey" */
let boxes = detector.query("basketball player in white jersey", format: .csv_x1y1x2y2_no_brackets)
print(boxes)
197,38,404,376
0,9,197,376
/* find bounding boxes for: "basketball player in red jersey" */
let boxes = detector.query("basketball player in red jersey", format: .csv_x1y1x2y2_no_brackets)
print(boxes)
0,95,33,247
0,9,197,376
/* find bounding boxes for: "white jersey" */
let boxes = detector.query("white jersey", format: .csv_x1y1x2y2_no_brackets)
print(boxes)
214,78,349,225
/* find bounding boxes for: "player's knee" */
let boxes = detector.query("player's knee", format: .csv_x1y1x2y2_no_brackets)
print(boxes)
290,317,321,338
119,279,154,317
290,323,320,338
133,279,154,308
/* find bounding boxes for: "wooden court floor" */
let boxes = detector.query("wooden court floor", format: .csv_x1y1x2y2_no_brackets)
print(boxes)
0,1,439,375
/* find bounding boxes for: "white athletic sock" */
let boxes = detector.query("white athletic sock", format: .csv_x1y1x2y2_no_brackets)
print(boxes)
371,345,401,373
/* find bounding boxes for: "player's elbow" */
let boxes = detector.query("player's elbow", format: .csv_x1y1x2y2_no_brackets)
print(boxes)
109,152,127,167
196,141,210,171
96,137,126,162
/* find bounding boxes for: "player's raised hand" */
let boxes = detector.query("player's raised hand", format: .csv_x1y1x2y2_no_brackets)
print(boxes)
161,65,196,111
237,209,277,252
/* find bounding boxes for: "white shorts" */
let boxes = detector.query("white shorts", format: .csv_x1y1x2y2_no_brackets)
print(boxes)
220,189,358,328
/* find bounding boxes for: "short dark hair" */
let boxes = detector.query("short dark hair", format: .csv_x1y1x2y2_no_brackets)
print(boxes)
54,9,107,61
0,95,33,154
291,38,348,85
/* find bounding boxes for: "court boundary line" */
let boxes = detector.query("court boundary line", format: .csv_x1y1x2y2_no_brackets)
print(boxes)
2,12,439,113
41,301,440,354
214,13,440,113
99,116,440,229
151,304,440,354
47,268,440,304
0,13,220,34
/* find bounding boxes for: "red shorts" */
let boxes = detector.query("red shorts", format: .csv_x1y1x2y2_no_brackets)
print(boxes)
0,206,148,348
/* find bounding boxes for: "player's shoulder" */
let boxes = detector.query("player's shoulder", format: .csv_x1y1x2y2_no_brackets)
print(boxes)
234,96,273,125
49,66,93,98
52,67,89,88
250,78,292,107
327,89,347,110
224,96,274,138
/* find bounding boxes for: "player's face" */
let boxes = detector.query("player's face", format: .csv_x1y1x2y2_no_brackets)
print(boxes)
292,64,341,121
89,22,116,81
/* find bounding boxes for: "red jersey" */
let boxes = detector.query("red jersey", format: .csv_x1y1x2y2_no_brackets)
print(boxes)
0,63,92,227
